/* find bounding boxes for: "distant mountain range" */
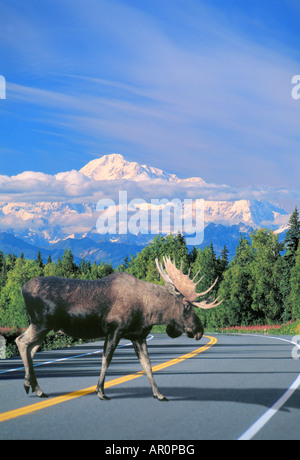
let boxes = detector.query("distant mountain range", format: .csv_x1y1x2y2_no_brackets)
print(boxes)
0,154,289,266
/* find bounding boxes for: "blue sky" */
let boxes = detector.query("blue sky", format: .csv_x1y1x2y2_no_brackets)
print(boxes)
0,0,299,210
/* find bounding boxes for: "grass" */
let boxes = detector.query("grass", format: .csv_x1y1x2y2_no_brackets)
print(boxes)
218,320,300,336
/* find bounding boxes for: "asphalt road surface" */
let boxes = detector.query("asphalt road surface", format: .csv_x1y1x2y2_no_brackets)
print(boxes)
0,333,300,440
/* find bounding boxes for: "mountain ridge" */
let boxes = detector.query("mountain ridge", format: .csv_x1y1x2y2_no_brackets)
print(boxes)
79,153,206,184
0,153,290,265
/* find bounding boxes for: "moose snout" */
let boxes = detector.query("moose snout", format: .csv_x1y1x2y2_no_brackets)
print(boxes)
194,330,203,341
186,328,203,340
189,315,204,341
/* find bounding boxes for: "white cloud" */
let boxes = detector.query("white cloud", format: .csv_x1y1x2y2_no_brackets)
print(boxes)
1,0,299,203
0,170,98,201
0,165,298,213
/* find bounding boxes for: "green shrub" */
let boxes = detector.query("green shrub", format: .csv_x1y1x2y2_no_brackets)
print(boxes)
41,332,83,351
0,328,83,358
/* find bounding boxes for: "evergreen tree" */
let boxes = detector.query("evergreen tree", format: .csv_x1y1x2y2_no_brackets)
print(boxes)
43,260,57,277
284,207,300,259
35,250,44,269
0,251,4,271
60,249,77,278
216,236,256,327
0,252,7,292
281,207,300,319
165,232,189,270
189,243,221,329
287,245,300,319
192,243,219,295
48,250,77,278
250,229,284,322
127,246,151,280
217,245,229,279
78,258,92,279
126,233,189,283
0,258,43,327
97,262,113,279
188,246,198,266
234,235,253,266
118,256,129,272
6,253,17,271
90,261,99,279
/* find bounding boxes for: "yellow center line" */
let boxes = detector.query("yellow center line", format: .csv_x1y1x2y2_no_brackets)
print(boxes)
0,335,217,423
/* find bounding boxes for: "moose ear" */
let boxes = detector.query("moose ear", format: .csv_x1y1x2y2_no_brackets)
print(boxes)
166,283,181,296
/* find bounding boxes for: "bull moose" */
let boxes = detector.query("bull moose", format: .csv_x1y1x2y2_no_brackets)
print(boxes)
16,257,221,401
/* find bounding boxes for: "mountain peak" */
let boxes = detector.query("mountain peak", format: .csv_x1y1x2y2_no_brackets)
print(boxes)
79,153,205,184
79,153,126,180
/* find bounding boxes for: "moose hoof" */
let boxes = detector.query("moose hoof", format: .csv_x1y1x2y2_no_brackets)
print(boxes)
35,388,48,398
97,392,110,401
154,394,168,402
24,383,30,395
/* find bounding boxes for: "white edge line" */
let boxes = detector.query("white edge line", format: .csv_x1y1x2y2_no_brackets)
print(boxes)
237,334,300,440
238,373,300,440
2,331,299,439
0,334,154,375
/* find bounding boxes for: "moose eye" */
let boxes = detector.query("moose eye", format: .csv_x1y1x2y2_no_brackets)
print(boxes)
183,299,191,312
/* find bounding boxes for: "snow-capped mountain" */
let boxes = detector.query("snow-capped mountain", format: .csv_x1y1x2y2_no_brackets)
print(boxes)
203,199,286,228
0,197,286,243
80,153,206,184
0,153,289,265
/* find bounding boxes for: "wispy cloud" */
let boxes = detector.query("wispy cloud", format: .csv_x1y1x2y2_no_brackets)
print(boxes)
0,0,299,208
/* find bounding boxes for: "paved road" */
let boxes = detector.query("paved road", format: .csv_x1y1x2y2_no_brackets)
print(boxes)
0,333,300,440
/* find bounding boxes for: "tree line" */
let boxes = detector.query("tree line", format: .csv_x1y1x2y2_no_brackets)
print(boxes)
0,207,299,330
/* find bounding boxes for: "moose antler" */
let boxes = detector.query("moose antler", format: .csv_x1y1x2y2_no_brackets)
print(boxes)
155,258,172,285
155,257,222,310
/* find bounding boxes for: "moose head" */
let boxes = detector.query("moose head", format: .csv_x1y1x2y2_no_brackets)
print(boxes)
155,257,222,340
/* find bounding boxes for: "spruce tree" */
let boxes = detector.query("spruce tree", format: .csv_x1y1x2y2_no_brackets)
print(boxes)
61,249,77,278
192,243,218,296
0,252,7,291
281,207,300,319
284,207,300,259
218,245,229,278
250,229,284,322
288,245,300,319
217,236,256,327
35,250,44,269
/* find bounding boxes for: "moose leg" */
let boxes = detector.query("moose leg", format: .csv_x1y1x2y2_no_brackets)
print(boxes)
132,338,168,401
96,329,120,400
16,324,48,398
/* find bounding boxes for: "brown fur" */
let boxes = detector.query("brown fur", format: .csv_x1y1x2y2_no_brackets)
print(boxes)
16,272,204,401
